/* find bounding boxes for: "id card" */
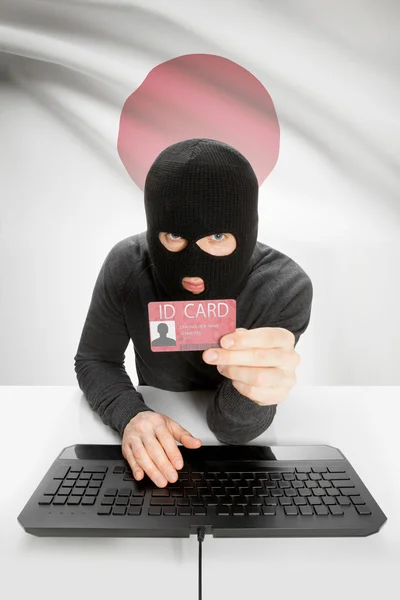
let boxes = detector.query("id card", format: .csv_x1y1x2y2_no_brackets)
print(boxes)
148,299,236,352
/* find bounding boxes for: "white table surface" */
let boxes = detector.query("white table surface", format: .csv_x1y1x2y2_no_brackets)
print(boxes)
1,385,399,600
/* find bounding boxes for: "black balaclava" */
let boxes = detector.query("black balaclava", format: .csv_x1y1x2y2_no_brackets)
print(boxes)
144,138,259,302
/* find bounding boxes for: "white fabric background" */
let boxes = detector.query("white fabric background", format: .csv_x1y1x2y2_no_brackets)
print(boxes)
0,0,399,385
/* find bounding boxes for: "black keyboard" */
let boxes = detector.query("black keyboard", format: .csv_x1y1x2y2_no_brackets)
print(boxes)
17,444,387,537
37,463,372,518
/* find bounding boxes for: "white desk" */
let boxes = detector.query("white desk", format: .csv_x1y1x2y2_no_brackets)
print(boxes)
1,386,399,600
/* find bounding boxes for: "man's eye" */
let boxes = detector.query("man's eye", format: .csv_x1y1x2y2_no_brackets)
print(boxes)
210,233,226,242
167,233,182,241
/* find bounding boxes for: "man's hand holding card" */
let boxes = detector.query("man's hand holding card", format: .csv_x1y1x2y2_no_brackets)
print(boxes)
203,326,300,407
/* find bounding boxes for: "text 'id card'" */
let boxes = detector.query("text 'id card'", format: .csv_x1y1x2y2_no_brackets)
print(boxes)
148,299,236,352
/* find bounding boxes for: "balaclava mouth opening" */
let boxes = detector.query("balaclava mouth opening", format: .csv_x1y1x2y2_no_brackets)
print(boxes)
144,138,259,302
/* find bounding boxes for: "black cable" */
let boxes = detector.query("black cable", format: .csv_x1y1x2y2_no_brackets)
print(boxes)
197,527,206,600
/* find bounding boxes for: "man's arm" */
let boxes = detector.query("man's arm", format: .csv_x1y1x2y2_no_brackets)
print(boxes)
74,244,155,437
206,269,313,444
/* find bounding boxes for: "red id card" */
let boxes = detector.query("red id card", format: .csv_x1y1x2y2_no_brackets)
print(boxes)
148,299,236,352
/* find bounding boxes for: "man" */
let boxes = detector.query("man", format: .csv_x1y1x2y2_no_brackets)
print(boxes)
74,138,313,489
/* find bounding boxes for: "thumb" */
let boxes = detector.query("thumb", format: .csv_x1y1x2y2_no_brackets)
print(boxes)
170,420,202,447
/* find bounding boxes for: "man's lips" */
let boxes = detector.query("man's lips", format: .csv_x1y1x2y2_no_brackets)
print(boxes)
182,278,205,292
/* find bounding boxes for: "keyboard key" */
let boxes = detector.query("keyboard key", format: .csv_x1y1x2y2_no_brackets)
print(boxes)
115,497,129,506
340,488,360,496
265,498,278,506
305,481,318,488
75,481,88,488
227,472,242,480
295,467,311,473
81,497,96,505
284,506,298,515
298,489,312,497
66,473,79,480
322,497,337,505
355,505,372,516
217,506,230,515
84,489,99,496
104,488,118,497
88,481,102,488
296,473,308,481
350,496,365,505
279,498,293,506
163,507,177,516
112,506,127,515
178,507,191,516
329,505,344,516
113,466,125,474
232,506,246,515
150,498,175,506
66,497,81,505
270,473,281,481
242,473,254,480
337,496,351,506
128,506,142,516
71,489,84,496
129,498,143,506
44,481,61,495
192,499,205,506
311,467,327,473
309,473,322,481
308,497,322,505
69,467,82,474
194,507,208,516
38,495,53,505
283,473,295,481
313,489,326,496
262,506,276,515
98,506,112,515
278,481,291,489
247,507,261,516
149,507,162,516
101,498,115,505
152,489,170,497
92,473,105,481
326,488,340,496
332,480,355,487
58,487,71,496
327,465,346,473
79,473,92,480
177,498,190,506
299,505,313,515
54,467,70,479
323,473,350,481
315,505,329,515
118,488,132,497
293,497,307,506
53,496,67,505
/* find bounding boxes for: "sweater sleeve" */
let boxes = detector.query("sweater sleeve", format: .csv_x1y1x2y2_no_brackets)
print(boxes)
74,244,155,437
206,267,313,445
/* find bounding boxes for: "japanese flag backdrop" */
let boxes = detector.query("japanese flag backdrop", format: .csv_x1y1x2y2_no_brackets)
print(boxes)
0,0,399,385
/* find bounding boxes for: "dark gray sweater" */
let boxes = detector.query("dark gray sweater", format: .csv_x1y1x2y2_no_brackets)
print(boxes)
74,232,313,443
